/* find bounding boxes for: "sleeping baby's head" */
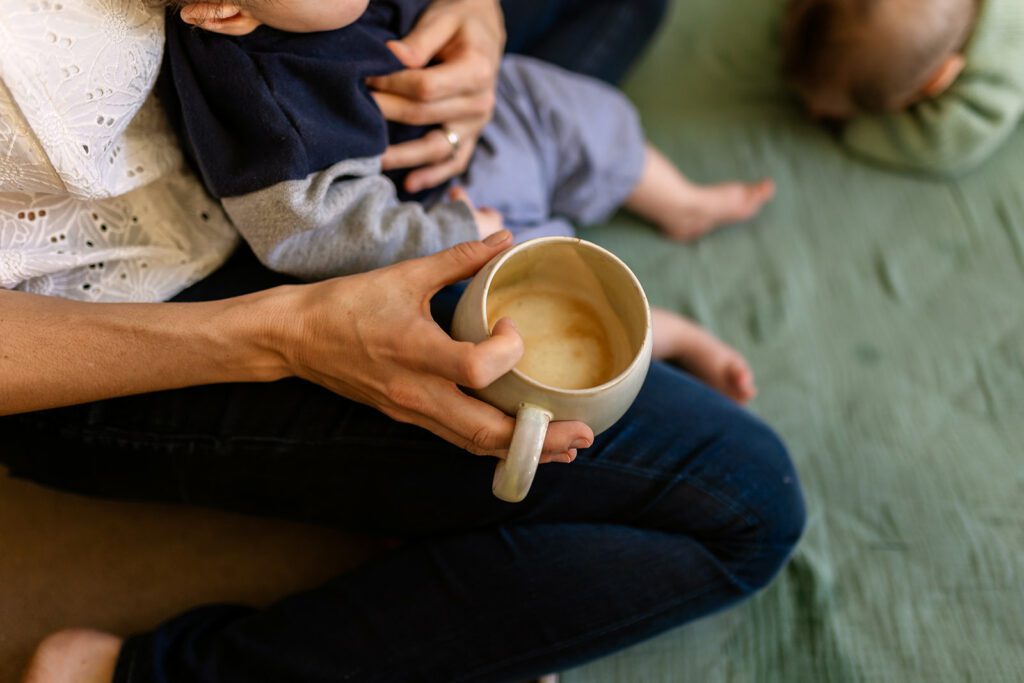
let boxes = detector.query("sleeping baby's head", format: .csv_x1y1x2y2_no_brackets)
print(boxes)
160,0,370,35
781,0,978,119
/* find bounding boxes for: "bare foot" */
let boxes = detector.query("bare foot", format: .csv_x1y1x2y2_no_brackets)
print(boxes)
22,630,122,683
662,178,775,242
651,307,758,404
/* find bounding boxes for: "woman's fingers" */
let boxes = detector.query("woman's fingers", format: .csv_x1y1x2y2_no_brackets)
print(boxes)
368,49,495,101
395,375,593,459
402,142,476,193
406,231,512,292
407,317,523,390
365,0,504,191
371,90,493,128
383,13,462,69
380,129,459,171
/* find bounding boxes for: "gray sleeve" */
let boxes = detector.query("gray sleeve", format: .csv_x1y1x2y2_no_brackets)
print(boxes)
221,156,478,280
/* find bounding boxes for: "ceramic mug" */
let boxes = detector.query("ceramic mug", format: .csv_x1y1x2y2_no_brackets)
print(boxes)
452,237,653,503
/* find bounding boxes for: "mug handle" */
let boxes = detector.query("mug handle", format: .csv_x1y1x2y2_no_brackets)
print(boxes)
493,403,553,503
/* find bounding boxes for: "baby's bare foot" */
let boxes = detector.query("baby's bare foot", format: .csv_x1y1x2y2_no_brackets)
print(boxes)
651,307,758,404
22,630,121,683
663,178,775,242
721,354,758,404
677,339,757,404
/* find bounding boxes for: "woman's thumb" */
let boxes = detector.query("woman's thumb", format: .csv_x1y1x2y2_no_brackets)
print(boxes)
421,231,513,290
385,13,458,68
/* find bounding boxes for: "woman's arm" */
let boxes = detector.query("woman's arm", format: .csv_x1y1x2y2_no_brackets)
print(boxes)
0,286,284,415
0,232,593,460
368,0,506,193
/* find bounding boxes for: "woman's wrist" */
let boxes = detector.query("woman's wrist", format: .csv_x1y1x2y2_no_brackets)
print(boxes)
212,285,302,385
0,288,293,416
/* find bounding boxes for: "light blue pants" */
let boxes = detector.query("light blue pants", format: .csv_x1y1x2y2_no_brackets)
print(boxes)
461,55,648,241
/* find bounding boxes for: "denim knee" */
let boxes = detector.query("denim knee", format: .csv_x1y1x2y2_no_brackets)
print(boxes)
630,0,671,35
724,419,806,591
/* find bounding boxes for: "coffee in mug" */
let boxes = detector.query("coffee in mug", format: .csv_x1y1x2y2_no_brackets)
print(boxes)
486,281,633,391
453,237,653,503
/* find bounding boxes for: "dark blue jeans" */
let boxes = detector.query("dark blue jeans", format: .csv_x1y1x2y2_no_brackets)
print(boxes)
502,0,670,84
1,248,805,682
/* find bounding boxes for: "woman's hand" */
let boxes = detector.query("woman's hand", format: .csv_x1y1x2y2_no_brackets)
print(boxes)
367,0,505,194
1,229,591,460
269,231,594,462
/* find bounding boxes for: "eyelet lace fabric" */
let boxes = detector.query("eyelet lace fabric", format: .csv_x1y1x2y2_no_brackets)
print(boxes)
0,0,237,302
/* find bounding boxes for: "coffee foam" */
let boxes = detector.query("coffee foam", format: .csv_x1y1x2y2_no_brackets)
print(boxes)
487,251,634,390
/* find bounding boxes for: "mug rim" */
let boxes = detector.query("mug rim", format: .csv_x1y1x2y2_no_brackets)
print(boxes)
479,236,652,397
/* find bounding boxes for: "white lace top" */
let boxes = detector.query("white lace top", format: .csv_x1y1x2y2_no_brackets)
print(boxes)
0,0,237,302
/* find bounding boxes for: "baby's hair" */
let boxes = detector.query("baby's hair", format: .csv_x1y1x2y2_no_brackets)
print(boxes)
782,0,978,113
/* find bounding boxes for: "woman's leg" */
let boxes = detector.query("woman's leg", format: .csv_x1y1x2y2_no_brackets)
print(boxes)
3,248,804,682
501,0,670,84
4,362,804,683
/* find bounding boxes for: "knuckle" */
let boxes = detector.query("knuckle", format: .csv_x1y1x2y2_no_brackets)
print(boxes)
413,77,438,101
385,379,425,413
431,129,452,154
448,240,480,262
458,349,491,389
469,425,500,454
475,91,496,118
470,60,493,87
407,106,433,126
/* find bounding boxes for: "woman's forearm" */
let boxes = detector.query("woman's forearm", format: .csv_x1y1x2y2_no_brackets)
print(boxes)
0,236,593,459
0,288,288,415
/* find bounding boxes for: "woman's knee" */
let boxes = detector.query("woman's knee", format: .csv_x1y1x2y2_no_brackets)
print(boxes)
630,0,671,34
719,418,806,590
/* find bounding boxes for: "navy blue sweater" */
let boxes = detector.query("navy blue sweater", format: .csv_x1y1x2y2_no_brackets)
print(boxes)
160,0,434,201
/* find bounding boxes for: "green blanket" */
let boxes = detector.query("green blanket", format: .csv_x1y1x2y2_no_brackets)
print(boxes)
563,1,1024,681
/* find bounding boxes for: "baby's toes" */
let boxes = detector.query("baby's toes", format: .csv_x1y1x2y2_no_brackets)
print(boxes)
739,179,775,217
725,359,758,404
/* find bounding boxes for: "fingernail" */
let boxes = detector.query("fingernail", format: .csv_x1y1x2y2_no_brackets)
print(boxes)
554,450,576,464
484,230,512,246
571,439,591,450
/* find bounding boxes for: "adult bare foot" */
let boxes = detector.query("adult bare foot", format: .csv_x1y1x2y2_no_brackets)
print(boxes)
661,178,775,242
651,307,758,404
22,630,122,683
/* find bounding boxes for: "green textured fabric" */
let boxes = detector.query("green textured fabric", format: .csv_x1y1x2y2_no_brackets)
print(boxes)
842,0,1024,177
561,1,1024,681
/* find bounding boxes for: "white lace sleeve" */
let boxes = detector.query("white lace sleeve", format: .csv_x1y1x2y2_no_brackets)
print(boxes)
0,0,238,302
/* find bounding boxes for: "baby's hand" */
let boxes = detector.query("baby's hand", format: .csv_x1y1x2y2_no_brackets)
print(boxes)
449,186,504,240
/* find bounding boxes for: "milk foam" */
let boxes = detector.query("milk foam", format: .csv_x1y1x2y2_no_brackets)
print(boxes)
488,282,633,390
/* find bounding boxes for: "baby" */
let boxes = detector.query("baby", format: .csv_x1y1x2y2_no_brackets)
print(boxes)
782,0,1024,176
159,0,771,402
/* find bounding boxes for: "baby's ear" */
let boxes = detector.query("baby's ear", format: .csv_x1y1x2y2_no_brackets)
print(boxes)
919,54,967,99
179,3,261,36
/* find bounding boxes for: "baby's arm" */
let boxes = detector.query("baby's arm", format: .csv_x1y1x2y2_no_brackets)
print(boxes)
841,78,1024,177
220,156,482,280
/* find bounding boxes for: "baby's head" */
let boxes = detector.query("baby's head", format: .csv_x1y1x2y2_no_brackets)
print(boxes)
161,0,370,35
782,0,978,119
